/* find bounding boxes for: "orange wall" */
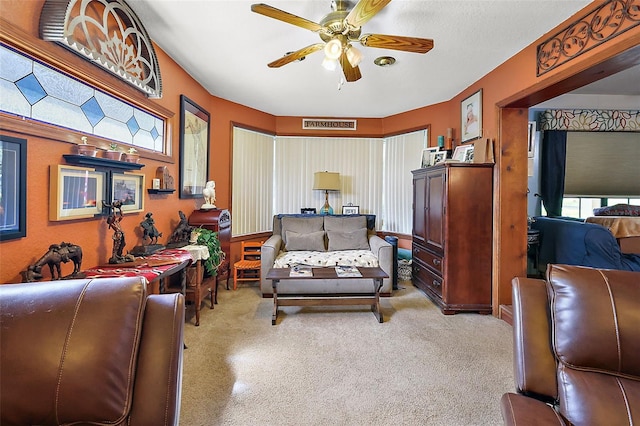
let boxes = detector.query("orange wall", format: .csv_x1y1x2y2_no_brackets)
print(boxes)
1,1,639,292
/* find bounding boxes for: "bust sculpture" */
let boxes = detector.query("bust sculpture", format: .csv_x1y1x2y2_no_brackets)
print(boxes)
202,180,216,209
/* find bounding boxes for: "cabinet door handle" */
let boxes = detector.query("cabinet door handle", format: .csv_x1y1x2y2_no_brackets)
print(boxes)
432,259,441,266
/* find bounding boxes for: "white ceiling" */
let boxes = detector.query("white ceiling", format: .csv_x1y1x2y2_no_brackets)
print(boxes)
128,0,602,117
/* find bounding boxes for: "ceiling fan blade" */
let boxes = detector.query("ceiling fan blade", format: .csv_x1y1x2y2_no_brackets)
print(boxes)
345,0,392,28
251,3,324,32
340,51,362,82
360,34,434,54
267,43,325,68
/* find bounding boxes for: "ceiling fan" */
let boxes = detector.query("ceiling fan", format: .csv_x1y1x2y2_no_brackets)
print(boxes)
251,0,434,82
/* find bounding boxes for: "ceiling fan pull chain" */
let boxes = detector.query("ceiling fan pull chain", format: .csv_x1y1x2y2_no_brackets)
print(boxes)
338,75,345,91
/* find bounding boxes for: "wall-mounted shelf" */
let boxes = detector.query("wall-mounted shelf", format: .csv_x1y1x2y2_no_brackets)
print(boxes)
62,154,144,170
147,188,175,194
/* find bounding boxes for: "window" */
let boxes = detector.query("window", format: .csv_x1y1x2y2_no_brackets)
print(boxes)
560,197,640,219
231,127,427,236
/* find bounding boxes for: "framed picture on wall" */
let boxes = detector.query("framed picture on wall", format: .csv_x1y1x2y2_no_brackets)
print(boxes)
49,165,106,221
0,135,27,240
179,95,210,199
461,89,482,143
111,172,145,213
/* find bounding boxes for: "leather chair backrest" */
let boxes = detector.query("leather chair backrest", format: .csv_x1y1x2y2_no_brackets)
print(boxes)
1,277,151,425
512,264,640,425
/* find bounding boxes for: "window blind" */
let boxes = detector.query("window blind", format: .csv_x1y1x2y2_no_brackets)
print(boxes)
564,132,640,196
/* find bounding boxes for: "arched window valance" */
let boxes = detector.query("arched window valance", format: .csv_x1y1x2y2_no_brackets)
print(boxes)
39,0,162,98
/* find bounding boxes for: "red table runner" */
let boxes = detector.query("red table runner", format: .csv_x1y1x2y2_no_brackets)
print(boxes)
82,249,193,284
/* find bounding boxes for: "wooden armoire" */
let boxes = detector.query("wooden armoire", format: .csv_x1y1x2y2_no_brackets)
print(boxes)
412,163,493,314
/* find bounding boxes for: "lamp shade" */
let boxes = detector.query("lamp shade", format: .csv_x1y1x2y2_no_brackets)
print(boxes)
313,172,341,191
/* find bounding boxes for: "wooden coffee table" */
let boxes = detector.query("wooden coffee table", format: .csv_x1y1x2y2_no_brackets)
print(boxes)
265,267,388,325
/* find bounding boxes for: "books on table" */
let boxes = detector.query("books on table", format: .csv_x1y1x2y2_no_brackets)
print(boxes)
335,266,362,277
290,265,313,277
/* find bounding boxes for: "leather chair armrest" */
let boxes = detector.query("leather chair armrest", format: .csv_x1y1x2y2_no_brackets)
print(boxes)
128,293,185,426
501,393,565,426
260,235,282,295
511,277,558,400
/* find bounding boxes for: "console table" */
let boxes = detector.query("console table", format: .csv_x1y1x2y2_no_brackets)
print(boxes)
81,248,193,295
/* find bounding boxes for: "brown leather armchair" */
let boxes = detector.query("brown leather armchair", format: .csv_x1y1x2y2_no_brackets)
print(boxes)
501,264,640,425
0,276,185,425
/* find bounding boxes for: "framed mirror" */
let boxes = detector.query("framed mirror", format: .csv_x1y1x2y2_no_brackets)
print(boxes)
179,95,210,199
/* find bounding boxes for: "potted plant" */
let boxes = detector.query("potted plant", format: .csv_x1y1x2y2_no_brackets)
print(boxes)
195,227,225,277
75,136,98,156
103,143,122,160
122,147,140,163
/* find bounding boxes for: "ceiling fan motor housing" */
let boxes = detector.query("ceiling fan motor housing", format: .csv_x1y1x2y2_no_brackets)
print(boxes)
319,10,362,42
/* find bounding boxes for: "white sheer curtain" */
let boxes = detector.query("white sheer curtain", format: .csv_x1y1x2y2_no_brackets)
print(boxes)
381,130,428,233
231,127,274,236
231,127,426,236
274,137,384,224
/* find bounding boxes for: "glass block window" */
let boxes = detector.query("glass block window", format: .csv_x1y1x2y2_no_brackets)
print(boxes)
0,44,164,152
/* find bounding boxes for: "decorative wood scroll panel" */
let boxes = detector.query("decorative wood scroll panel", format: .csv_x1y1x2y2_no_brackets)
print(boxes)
40,0,162,98
537,0,640,76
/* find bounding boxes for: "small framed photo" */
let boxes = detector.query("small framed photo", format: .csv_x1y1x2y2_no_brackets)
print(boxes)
301,208,316,214
461,89,482,143
111,172,145,213
49,165,106,221
420,147,440,168
431,151,447,165
452,145,475,162
342,205,360,215
528,121,536,158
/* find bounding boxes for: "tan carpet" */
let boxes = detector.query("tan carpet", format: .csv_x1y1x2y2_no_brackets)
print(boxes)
180,281,514,425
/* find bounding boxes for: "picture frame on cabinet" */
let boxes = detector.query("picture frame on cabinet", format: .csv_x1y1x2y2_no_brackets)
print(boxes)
431,151,448,165
0,135,27,240
179,95,210,199
111,172,145,213
49,165,106,221
461,89,482,143
452,144,474,162
421,147,440,168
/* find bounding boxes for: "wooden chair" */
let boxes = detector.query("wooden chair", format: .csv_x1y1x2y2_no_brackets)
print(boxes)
233,241,262,290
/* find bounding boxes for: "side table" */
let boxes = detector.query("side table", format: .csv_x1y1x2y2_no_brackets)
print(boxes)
181,244,213,326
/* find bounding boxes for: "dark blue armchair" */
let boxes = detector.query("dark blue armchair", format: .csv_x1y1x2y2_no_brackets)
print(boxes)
532,216,640,272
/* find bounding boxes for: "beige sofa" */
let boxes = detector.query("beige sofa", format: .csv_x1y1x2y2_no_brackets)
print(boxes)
260,214,393,296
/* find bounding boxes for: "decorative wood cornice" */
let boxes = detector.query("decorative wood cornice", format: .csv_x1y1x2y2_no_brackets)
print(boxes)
537,0,640,76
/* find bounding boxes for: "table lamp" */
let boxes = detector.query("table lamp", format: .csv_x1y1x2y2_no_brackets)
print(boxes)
313,171,340,215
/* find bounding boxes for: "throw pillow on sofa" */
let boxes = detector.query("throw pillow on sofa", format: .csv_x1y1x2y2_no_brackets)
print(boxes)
324,215,368,232
285,230,326,251
281,216,324,244
327,228,370,251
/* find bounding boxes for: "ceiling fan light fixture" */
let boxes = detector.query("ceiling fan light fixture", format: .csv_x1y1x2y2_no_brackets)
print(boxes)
322,57,338,71
324,38,343,60
345,45,362,67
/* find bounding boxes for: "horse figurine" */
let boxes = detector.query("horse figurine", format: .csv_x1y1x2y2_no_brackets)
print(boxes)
24,242,83,282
